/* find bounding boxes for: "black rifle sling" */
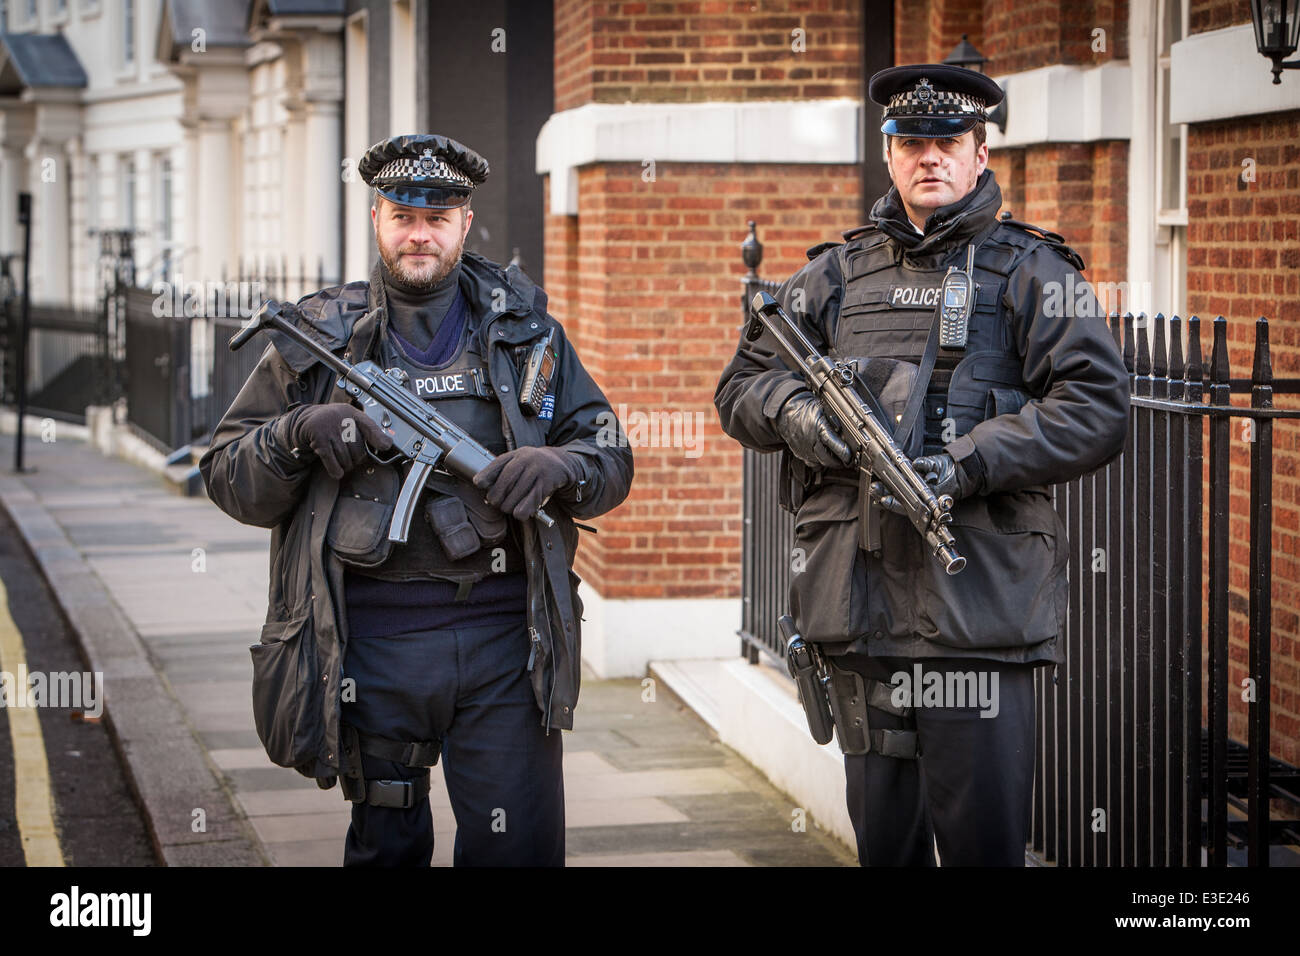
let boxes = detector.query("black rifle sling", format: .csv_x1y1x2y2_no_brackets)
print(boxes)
888,220,1001,458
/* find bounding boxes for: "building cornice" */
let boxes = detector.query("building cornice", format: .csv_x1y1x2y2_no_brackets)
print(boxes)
985,61,1132,149
1170,23,1300,124
535,99,861,215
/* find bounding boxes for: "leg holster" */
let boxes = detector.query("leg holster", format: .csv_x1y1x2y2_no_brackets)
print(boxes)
824,661,921,760
339,722,441,808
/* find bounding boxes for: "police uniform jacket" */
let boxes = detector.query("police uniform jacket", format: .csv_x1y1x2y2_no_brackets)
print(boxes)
200,251,633,782
715,170,1129,665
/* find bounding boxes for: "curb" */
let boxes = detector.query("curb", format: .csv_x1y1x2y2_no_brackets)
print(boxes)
0,470,268,867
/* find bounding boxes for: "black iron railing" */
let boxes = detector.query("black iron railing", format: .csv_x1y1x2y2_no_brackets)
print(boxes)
736,223,1300,867
121,270,339,451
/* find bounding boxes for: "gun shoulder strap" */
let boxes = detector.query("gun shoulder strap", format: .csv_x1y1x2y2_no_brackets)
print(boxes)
889,220,1003,458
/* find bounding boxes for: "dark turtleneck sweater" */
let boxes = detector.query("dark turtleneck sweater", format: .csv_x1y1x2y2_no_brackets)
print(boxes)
380,258,463,355
346,256,529,637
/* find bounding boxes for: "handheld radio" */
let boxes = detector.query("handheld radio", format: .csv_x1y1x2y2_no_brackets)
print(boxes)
519,327,557,416
938,244,977,351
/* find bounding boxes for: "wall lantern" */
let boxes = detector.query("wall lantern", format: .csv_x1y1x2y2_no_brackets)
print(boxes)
1251,0,1300,83
941,35,1008,132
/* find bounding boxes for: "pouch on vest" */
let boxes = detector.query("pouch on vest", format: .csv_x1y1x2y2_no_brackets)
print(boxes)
425,495,480,561
845,355,923,455
424,473,508,546
326,464,399,569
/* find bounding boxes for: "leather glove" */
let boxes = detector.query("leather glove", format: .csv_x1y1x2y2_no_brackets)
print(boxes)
775,391,853,469
287,403,394,480
473,446,584,521
870,453,966,516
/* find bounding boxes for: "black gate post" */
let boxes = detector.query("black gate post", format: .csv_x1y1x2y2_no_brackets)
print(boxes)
13,192,31,473
1246,318,1273,865
1184,317,1205,866
740,221,764,664
1206,316,1232,866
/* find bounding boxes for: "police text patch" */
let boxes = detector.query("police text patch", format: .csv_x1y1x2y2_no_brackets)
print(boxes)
412,372,473,397
890,285,942,307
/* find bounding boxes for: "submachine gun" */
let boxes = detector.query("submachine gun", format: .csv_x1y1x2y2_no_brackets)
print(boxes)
746,291,964,575
230,299,556,542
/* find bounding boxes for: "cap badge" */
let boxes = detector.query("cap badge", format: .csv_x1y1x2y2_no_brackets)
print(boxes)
419,148,437,174
914,78,934,102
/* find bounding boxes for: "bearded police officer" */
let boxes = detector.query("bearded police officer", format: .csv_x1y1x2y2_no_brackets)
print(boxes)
201,134,633,867
715,66,1129,865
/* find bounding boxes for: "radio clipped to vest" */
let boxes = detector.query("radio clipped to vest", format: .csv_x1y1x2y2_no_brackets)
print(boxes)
519,327,557,417
938,244,977,351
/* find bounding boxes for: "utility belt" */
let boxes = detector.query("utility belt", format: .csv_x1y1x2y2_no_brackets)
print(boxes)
783,613,920,759
821,658,921,759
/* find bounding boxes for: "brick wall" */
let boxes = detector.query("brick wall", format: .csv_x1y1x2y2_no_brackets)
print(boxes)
984,141,1128,293
892,0,987,65
546,162,861,598
1189,0,1250,34
894,0,929,64
984,0,1127,73
555,0,596,114
554,0,862,110
1186,114,1300,764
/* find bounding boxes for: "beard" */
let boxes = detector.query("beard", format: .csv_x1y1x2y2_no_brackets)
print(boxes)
378,233,465,291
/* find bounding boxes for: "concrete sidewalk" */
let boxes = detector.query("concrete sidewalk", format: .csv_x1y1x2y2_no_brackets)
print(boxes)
0,431,852,867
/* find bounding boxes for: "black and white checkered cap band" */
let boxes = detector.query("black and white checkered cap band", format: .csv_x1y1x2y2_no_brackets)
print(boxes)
373,152,475,189
886,81,986,118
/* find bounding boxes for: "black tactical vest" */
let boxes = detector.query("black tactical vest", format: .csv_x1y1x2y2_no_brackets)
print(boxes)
326,292,525,583
831,221,1044,456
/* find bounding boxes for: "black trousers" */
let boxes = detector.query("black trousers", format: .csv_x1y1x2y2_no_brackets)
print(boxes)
841,658,1038,866
340,618,564,867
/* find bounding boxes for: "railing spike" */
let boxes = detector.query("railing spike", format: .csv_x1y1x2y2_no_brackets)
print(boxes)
1136,313,1152,376
1210,316,1230,386
1152,313,1168,378
1186,316,1203,399
1169,314,1185,381
1122,313,1135,374
742,220,763,277
1251,317,1273,387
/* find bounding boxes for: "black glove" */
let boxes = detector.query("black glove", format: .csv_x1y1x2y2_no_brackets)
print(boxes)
287,403,393,480
870,453,966,516
473,446,584,521
775,392,853,469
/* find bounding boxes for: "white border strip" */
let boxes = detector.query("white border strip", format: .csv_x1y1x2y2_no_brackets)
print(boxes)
986,61,1132,149
1170,23,1300,125
536,100,861,214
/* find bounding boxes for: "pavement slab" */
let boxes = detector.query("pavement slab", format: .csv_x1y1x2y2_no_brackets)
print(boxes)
0,433,854,867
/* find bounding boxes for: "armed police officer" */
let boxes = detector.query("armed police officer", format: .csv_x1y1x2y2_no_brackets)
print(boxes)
715,66,1129,865
200,134,633,867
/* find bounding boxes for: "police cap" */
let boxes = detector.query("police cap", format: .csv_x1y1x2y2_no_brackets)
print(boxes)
868,64,1003,138
359,133,489,209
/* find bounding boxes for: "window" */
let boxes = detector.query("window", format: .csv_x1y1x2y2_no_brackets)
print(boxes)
389,1,416,136
123,0,134,65
1156,0,1187,223
1154,0,1188,318
121,156,135,231
86,155,99,234
155,155,173,282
